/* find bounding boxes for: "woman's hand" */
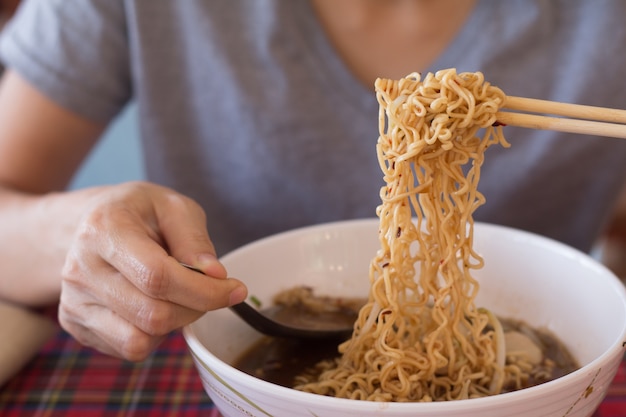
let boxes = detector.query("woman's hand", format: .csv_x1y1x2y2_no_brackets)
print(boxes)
59,181,247,361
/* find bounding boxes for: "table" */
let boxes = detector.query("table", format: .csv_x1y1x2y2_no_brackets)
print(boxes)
1,329,625,417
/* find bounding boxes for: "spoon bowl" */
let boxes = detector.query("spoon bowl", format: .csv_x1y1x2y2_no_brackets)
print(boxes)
181,263,354,339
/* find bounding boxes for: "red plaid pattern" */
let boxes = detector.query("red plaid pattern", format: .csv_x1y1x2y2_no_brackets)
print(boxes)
0,330,220,417
1,329,624,416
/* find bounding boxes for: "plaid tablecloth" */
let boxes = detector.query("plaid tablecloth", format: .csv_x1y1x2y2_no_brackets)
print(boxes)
1,329,625,417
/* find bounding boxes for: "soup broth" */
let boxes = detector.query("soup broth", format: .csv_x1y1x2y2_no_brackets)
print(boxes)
235,317,579,395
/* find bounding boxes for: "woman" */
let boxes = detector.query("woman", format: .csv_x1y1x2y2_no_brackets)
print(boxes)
0,0,624,360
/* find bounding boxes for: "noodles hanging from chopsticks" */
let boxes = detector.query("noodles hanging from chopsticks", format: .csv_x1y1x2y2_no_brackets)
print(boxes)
296,69,524,401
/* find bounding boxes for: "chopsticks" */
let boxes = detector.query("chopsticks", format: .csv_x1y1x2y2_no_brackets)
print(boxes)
495,96,626,139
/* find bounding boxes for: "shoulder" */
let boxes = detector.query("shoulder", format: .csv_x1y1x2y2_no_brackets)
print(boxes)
0,0,130,123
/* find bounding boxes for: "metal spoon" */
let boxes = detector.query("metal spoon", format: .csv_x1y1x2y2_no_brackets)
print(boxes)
181,263,355,340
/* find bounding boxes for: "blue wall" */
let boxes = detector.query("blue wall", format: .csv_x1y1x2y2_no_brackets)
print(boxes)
69,103,144,189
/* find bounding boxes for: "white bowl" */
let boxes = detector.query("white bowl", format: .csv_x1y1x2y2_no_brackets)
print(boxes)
183,219,626,417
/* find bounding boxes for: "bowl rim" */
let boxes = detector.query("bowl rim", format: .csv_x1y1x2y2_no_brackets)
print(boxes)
183,218,626,411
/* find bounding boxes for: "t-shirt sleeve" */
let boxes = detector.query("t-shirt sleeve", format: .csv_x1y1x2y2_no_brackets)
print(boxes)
0,0,131,123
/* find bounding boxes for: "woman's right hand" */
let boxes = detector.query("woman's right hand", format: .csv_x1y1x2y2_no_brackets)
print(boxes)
58,181,248,361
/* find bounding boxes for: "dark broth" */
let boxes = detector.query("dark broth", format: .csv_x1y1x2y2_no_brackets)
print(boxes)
500,318,579,392
234,318,579,394
234,336,342,388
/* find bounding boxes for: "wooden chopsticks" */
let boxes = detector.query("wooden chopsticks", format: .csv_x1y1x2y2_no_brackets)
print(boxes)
495,96,626,139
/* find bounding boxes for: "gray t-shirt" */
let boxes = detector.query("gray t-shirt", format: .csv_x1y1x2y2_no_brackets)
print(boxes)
1,0,625,255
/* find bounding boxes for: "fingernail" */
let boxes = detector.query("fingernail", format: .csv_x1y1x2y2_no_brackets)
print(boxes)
229,285,248,306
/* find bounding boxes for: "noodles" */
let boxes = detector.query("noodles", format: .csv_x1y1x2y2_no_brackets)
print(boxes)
295,69,518,401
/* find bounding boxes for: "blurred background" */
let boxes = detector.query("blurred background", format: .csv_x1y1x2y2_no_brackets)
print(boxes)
68,104,144,189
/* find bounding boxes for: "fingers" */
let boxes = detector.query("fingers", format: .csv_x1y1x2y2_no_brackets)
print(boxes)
60,262,200,361
70,182,247,309
59,295,165,362
86,217,245,310
60,182,248,360
60,258,246,361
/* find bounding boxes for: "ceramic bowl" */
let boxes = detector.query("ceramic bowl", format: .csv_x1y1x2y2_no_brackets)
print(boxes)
183,219,626,417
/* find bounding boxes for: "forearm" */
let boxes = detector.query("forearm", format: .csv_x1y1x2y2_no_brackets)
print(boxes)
0,185,102,306
0,70,109,306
